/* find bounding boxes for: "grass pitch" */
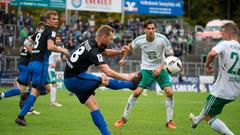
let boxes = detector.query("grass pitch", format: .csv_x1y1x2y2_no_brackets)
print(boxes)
0,88,239,135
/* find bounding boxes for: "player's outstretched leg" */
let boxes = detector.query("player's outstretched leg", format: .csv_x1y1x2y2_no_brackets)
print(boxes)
106,72,142,90
0,88,21,100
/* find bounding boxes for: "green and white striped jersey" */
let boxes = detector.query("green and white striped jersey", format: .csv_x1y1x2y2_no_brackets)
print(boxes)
132,33,172,70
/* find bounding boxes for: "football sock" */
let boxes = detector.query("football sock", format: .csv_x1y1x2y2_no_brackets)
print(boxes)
19,92,30,109
50,87,57,103
208,117,234,135
166,96,174,122
90,109,111,135
123,94,137,119
195,107,205,124
18,94,36,118
107,79,133,90
3,88,21,98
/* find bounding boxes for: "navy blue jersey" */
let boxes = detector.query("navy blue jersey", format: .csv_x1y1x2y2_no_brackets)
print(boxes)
18,46,31,66
31,25,56,63
64,39,105,76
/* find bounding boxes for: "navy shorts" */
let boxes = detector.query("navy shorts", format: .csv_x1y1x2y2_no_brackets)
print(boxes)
64,73,101,104
17,64,30,86
28,61,49,90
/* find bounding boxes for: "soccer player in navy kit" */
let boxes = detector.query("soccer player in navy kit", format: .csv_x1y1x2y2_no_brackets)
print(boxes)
64,25,139,135
15,10,69,126
0,22,45,115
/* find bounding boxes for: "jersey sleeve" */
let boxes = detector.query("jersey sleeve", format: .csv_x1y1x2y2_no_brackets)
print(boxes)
89,49,105,66
47,29,56,42
160,34,172,55
212,41,225,54
131,36,142,49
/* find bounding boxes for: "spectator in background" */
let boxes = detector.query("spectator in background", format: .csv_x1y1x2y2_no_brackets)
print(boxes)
18,11,24,31
88,15,95,28
24,13,32,28
0,43,5,57
9,10,17,25
187,33,193,54
3,13,9,24
0,24,3,44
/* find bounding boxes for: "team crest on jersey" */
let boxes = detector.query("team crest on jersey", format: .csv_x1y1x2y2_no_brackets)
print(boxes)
51,31,56,38
97,54,103,62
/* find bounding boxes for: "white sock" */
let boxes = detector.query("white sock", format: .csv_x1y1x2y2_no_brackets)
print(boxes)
50,87,57,103
123,94,137,119
166,96,174,122
195,107,205,124
208,118,235,135
0,92,4,98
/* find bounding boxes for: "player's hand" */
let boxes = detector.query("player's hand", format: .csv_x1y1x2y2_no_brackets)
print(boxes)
119,59,126,65
121,45,130,54
153,67,162,77
205,65,214,73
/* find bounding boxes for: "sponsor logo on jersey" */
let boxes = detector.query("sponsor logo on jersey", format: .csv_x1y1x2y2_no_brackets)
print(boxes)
97,54,103,62
51,31,56,38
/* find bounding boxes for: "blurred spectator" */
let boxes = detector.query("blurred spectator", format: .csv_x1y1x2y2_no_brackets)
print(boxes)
82,28,91,41
200,48,208,63
88,15,95,28
24,13,32,28
18,11,24,30
9,10,17,25
0,43,5,68
187,33,193,53
107,17,114,28
0,24,3,44
3,13,9,24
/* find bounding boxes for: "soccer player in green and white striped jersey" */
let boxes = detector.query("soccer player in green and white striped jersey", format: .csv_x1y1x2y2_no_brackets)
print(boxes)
189,22,240,135
48,34,64,107
115,19,176,129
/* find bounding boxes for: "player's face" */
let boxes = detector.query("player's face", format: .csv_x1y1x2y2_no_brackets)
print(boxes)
55,36,61,45
102,32,114,48
144,23,156,39
220,28,230,40
47,15,58,28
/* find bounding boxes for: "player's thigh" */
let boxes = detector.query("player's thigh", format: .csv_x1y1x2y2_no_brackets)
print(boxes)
204,95,233,116
29,61,48,89
138,69,155,89
155,69,173,89
17,64,30,86
64,73,101,93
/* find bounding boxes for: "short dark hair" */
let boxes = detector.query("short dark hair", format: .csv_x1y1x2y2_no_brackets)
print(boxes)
96,25,114,37
56,33,61,38
45,10,58,20
222,22,239,36
143,19,157,28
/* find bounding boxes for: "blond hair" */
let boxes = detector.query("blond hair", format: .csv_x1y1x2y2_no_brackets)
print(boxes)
96,25,114,37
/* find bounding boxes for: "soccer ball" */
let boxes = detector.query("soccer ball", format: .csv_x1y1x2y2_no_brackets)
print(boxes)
164,56,182,74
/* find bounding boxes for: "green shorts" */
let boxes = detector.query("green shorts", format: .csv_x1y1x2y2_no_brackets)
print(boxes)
138,69,172,89
204,95,234,116
48,70,57,84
